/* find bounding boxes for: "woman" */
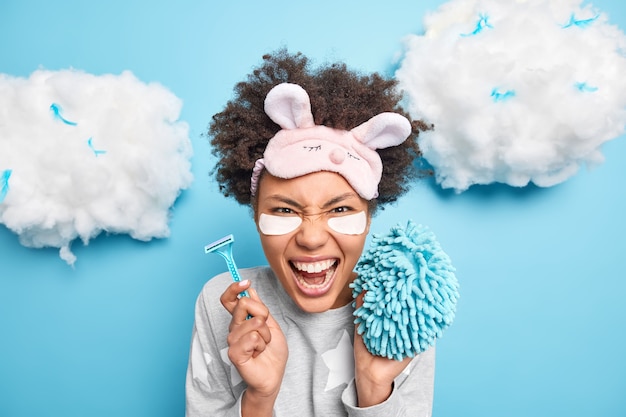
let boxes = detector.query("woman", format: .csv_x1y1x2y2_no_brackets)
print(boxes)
186,50,434,417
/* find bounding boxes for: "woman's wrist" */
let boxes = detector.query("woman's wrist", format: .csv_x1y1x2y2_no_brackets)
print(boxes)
355,377,394,408
241,387,278,417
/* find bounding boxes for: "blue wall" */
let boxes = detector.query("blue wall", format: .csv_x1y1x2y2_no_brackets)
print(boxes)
1,1,625,416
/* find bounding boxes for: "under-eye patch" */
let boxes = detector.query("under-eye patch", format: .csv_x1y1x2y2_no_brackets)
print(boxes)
327,211,367,235
258,214,302,235
258,211,367,236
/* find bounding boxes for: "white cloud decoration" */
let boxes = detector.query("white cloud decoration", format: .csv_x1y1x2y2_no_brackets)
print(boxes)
396,0,626,192
0,69,193,265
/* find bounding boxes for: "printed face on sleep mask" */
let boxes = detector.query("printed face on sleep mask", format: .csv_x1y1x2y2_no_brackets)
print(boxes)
258,211,368,236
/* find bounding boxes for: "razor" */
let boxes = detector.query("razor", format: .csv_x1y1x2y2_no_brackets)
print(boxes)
205,234,250,298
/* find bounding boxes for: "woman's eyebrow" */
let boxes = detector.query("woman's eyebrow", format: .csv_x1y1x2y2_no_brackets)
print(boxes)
266,195,304,210
322,193,360,209
265,192,359,210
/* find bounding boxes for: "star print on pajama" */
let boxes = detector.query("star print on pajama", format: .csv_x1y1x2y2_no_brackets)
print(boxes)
321,330,355,391
220,346,243,386
190,332,213,388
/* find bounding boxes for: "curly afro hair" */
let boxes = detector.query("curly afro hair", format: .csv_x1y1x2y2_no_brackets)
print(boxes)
208,49,431,211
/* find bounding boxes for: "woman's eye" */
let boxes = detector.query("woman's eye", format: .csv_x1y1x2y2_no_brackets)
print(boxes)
273,207,295,215
331,206,353,214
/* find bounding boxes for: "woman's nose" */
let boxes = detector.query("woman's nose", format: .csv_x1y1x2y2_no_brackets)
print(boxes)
295,215,329,250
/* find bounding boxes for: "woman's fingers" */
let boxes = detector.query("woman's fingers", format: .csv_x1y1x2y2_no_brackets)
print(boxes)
232,290,269,324
221,283,274,362
220,280,253,314
227,312,272,346
227,325,270,363
218,282,288,398
221,282,269,318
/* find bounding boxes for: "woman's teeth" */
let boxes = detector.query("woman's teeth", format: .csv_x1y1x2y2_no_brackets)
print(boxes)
292,259,336,273
291,259,337,289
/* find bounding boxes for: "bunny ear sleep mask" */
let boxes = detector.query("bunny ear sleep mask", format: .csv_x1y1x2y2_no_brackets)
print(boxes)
250,83,412,201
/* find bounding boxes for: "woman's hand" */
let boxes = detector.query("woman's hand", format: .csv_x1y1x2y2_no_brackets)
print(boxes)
353,293,413,408
220,280,288,416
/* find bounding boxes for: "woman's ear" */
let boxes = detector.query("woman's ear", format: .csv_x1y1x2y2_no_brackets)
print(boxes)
365,210,372,235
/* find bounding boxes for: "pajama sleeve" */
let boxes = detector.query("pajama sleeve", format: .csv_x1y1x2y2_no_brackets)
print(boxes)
185,287,246,417
341,346,435,417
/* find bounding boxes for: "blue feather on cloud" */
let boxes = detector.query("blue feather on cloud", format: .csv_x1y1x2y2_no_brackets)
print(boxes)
0,169,12,203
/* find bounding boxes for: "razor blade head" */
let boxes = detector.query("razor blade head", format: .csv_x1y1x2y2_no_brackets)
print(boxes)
205,234,234,254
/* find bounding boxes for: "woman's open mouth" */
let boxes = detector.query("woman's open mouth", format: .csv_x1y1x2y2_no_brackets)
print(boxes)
290,259,338,295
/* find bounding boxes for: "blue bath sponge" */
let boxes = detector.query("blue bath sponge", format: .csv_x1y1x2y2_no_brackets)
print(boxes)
352,220,459,360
